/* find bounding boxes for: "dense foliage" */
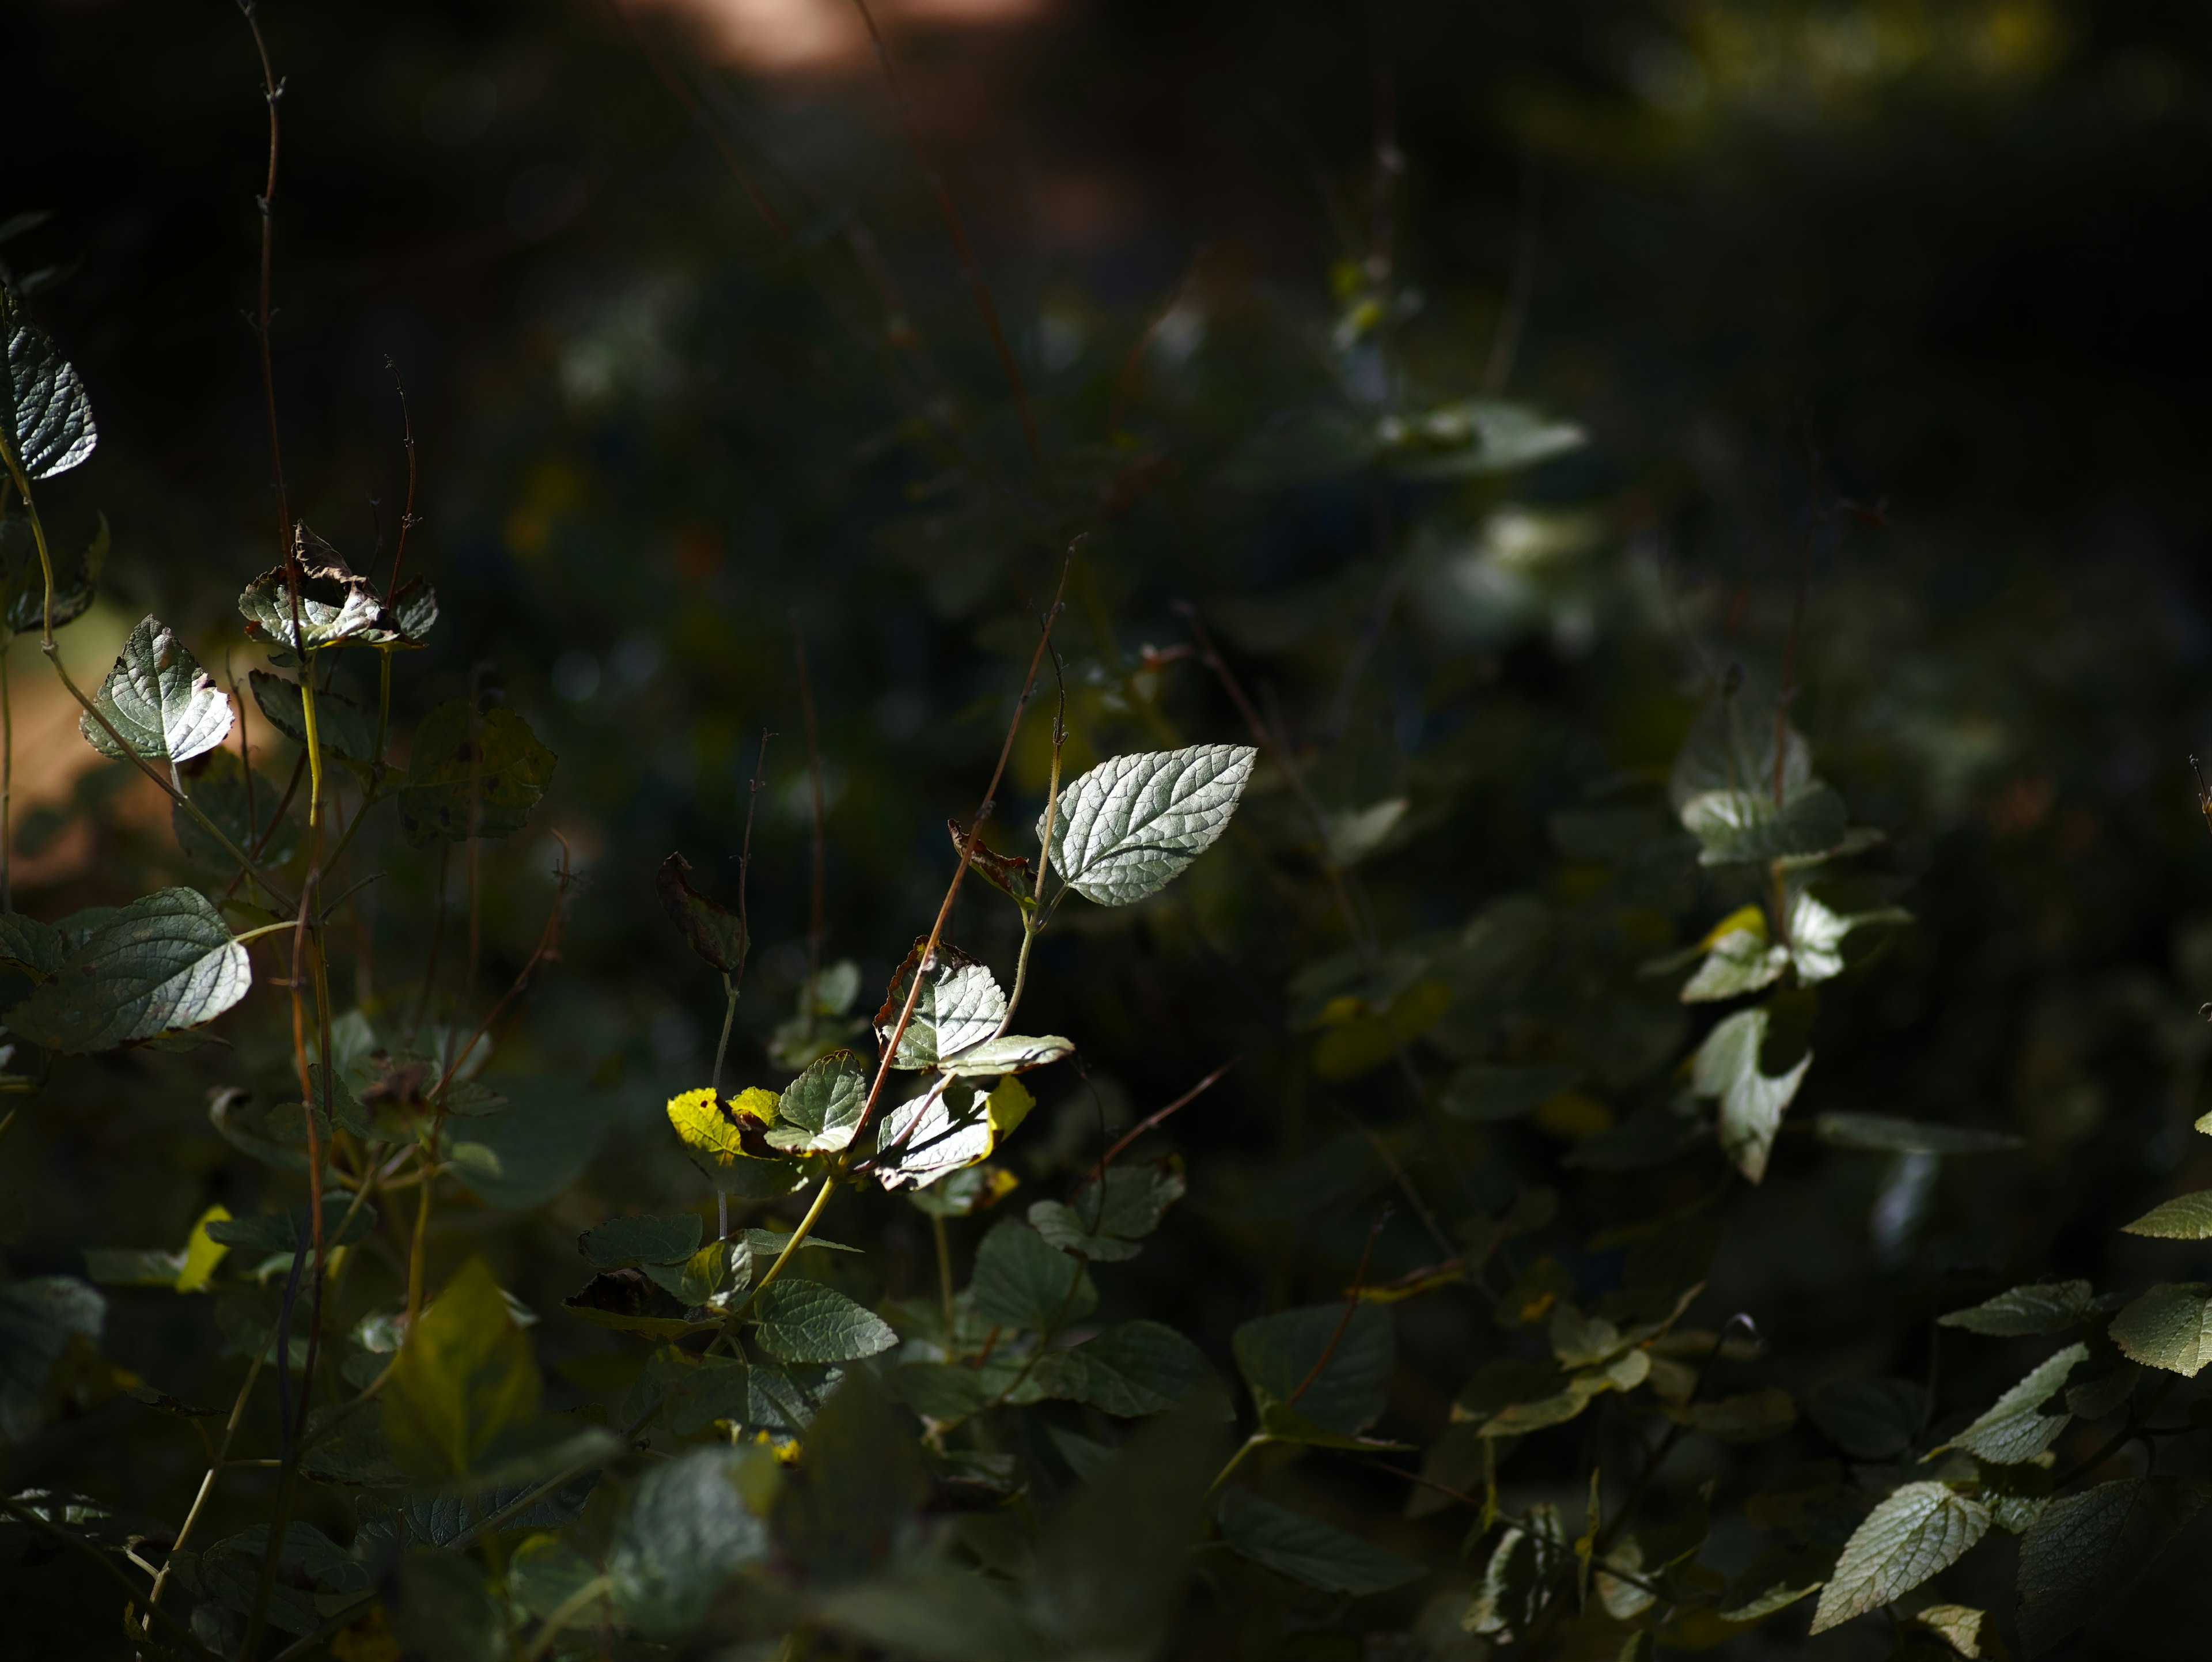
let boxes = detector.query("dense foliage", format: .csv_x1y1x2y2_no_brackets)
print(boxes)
13,2,2212,1659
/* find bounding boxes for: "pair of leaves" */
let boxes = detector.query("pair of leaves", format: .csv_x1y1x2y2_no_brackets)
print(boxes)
873,1074,1037,1191
237,527,435,653
79,615,233,768
396,700,556,845
4,887,250,1054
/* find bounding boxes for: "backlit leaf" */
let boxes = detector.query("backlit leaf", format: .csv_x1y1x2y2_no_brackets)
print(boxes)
1042,744,1257,907
874,941,1005,1069
1949,1345,2085,1465
1216,1489,1425,1595
1691,1004,1810,1183
768,1049,870,1154
0,290,96,479
2110,1283,2212,1377
2123,1189,2212,1239
5,887,250,1054
873,1075,1035,1191
381,1258,540,1480
78,616,232,766
1810,1481,1989,1634
396,701,557,845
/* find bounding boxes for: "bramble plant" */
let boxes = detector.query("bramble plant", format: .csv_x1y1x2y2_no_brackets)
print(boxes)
17,8,2212,1662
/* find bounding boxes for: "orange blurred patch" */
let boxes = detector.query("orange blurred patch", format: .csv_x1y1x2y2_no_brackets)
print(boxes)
633,0,1048,74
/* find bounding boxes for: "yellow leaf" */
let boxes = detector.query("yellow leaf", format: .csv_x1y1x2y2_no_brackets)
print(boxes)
986,1076,1035,1141
1698,903,1768,951
666,1086,780,1168
382,1257,540,1480
173,1204,231,1293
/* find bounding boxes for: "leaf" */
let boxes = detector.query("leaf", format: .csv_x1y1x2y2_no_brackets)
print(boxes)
2016,1477,2212,1656
0,913,62,979
78,616,233,766
774,1367,926,1583
1938,1281,2094,1337
2110,1283,2212,1377
1041,744,1257,907
1440,1063,1583,1122
1215,1489,1425,1595
1323,797,1409,868
1719,1541,1836,1622
873,1074,1035,1191
1028,1159,1186,1261
874,941,1006,1069
654,851,747,974
444,1077,619,1210
816,1565,1044,1662
1916,1603,2005,1660
396,701,558,845
1,290,96,479
1679,906,1790,1003
1382,398,1585,478
173,749,297,870
933,1032,1076,1077
580,1213,702,1270
247,669,378,762
1808,1377,1928,1460
509,1535,608,1623
664,1086,802,1198
5,887,251,1054
236,528,401,653
381,1258,541,1481
1463,1504,1570,1641
1673,1387,1797,1442
0,510,104,639
1690,1004,1810,1183
1034,1321,1214,1415
1679,783,1849,867
2123,1190,2212,1239
206,1195,377,1254
0,1276,104,1444
563,1270,714,1338
1948,1345,2085,1465
1233,1302,1393,1440
1815,1113,2022,1154
767,1050,870,1154
609,1445,772,1636
1787,882,1911,983
970,1218,1097,1330
749,1279,898,1364
1809,1481,1990,1634
949,819,1035,902
172,1205,232,1293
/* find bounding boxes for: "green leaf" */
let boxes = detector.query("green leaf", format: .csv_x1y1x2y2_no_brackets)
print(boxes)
1815,1113,2022,1154
767,1049,870,1154
1691,1004,1810,1184
970,1219,1096,1330
1034,1320,1214,1415
205,1195,378,1255
381,1258,541,1481
1381,398,1585,478
1808,1377,1928,1460
2110,1283,2212,1377
873,1075,1035,1191
0,912,62,979
173,749,297,870
1215,1489,1425,1595
776,1366,927,1585
874,941,1006,1069
2017,1477,2212,1656
609,1445,772,1636
1679,784,1848,867
5,887,251,1054
2123,1190,2212,1239
1674,1386,1797,1442
1042,744,1257,907
0,509,104,638
509,1535,608,1622
1233,1302,1393,1440
1938,1281,2094,1337
0,1276,104,1444
236,529,400,653
1809,1481,1990,1634
444,1076,618,1210
78,616,232,766
564,1270,715,1338
1028,1158,1186,1261
1,290,96,479
1679,907,1790,1004
1949,1345,2085,1464
580,1213,702,1270
396,701,557,845
247,669,378,762
654,850,747,974
383,576,438,646
1914,1603,2002,1660
750,1278,899,1363
933,1032,1075,1077
1719,1542,1836,1622
1440,1062,1582,1122
662,1354,818,1436
1464,1504,1570,1641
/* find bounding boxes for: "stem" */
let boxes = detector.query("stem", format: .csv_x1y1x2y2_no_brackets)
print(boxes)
1206,1434,1271,1497
382,357,418,597
711,972,737,1241
519,1575,613,1662
146,1351,267,1621
299,658,325,828
407,1141,434,1329
0,1497,225,1662
792,616,827,1036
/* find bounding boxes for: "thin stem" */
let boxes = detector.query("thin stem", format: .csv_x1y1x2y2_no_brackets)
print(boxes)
382,357,418,597
0,1497,225,1662
1206,1433,1271,1497
239,0,290,559
1283,1207,1387,1411
792,615,827,1036
1089,1059,1237,1180
146,1351,266,1622
519,1575,614,1662
710,971,738,1242
299,658,325,828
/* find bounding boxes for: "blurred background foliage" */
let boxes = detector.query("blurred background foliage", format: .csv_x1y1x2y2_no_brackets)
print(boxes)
14,0,2212,1653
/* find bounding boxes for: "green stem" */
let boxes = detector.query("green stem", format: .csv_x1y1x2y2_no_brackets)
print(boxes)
1206,1433,1272,1497
299,656,325,829
519,1574,613,1662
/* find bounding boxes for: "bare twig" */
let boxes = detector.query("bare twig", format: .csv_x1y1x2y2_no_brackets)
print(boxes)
1089,1058,1237,1180
1284,1205,1389,1411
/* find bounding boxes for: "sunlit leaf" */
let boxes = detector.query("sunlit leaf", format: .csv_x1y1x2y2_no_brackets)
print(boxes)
1948,1345,2084,1465
873,1075,1034,1191
933,1033,1074,1077
1680,784,1849,867
396,701,557,845
78,615,232,766
2123,1190,2212,1240
1810,1481,1990,1634
1216,1489,1425,1594
1690,1004,1810,1184
767,1049,869,1154
1042,744,1257,907
874,941,1005,1069
1,290,96,479
2110,1283,2212,1377
1381,398,1585,479
1677,904,1787,1003
236,528,395,653
1787,881,1911,983
5,887,250,1054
